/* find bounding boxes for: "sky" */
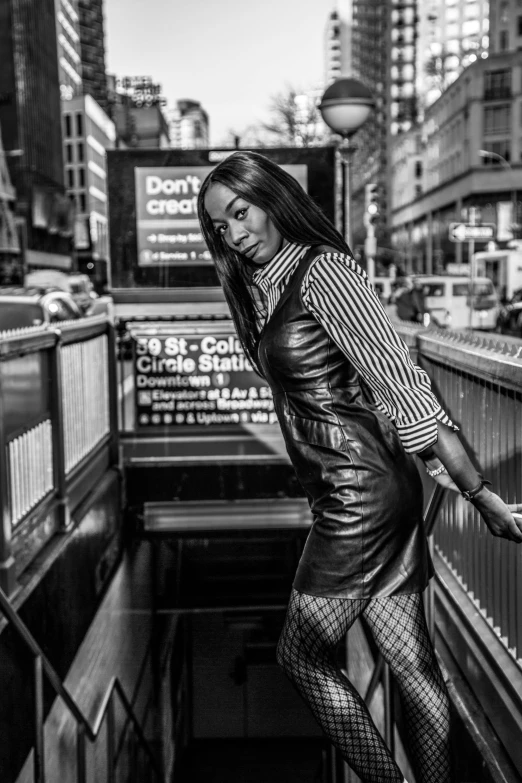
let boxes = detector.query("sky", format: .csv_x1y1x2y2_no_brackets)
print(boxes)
104,0,333,146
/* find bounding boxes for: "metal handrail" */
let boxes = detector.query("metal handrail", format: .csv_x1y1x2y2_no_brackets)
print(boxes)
0,584,162,783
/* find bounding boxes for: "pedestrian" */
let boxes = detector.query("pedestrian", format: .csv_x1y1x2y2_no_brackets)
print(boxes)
394,277,426,323
197,151,522,783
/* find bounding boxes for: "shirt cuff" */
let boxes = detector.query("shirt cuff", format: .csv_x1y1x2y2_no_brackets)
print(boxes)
396,406,459,454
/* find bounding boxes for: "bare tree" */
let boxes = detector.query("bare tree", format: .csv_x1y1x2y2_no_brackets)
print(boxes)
261,86,331,148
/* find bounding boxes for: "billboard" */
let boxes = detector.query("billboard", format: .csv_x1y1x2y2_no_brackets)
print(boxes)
133,327,276,428
134,164,308,267
135,167,212,266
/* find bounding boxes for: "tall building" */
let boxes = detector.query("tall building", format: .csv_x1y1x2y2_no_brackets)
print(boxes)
56,0,83,101
489,0,522,53
0,0,72,272
325,11,343,85
0,122,21,283
109,76,170,148
324,4,352,86
416,0,489,113
78,0,109,112
390,50,522,274
345,0,390,254
168,100,210,149
63,95,115,283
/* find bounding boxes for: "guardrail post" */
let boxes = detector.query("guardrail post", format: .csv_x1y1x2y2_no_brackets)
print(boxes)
0,357,16,594
34,655,45,783
106,322,120,469
49,330,70,530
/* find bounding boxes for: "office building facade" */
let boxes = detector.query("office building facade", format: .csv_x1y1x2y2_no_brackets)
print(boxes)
390,50,522,273
0,122,21,282
168,100,210,149
324,8,354,85
78,0,109,112
56,0,83,101
416,0,489,114
63,95,115,273
345,0,390,256
0,0,72,272
109,76,170,148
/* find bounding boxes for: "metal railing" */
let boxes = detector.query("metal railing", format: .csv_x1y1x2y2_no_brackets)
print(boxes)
8,419,53,527
0,583,162,783
416,328,522,664
0,315,119,594
62,334,110,473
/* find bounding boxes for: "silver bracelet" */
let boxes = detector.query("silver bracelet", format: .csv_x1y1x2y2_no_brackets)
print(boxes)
426,464,447,478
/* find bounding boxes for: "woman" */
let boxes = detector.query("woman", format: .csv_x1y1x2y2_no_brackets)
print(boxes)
197,151,522,783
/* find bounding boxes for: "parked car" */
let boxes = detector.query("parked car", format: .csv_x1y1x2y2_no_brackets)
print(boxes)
24,270,97,315
0,288,83,331
496,288,522,336
413,275,500,331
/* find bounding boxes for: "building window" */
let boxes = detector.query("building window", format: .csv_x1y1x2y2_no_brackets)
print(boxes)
484,104,511,134
67,168,74,188
518,16,522,35
65,143,73,163
484,68,511,99
77,142,84,162
500,30,509,50
76,113,83,137
78,167,85,188
64,114,72,138
415,160,423,178
79,193,86,212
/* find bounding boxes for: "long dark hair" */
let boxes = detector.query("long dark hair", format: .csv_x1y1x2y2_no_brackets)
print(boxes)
197,151,350,374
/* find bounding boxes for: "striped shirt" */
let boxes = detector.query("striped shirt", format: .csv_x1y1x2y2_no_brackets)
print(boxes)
252,242,457,454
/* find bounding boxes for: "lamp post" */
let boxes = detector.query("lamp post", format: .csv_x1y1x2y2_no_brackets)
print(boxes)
319,78,375,271
478,148,517,239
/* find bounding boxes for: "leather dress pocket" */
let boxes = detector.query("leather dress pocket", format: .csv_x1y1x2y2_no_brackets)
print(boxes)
287,414,347,451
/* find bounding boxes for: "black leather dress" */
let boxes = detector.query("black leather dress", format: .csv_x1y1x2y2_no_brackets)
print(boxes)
257,246,433,599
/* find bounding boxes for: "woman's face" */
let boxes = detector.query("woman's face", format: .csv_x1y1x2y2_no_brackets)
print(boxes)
204,182,286,265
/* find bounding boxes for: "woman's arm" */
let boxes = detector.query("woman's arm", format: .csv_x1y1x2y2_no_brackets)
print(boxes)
420,422,522,543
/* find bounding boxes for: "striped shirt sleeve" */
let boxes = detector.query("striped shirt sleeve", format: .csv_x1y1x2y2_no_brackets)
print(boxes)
301,252,458,454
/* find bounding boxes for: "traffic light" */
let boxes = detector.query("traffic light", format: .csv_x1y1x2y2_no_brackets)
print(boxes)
364,183,379,227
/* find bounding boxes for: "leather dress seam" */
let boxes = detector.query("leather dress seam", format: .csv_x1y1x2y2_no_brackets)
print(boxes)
326,334,349,453
326,335,364,583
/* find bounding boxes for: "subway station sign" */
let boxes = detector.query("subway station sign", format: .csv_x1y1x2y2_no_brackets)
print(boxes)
134,164,308,267
133,329,276,428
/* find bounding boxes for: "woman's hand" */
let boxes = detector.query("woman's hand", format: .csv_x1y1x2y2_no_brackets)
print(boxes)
472,489,522,543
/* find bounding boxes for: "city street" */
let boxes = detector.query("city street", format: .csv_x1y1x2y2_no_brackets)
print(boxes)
2,2,522,783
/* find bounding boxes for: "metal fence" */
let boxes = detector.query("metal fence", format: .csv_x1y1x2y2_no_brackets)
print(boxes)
62,335,110,474
0,316,118,594
8,419,53,528
395,324,522,665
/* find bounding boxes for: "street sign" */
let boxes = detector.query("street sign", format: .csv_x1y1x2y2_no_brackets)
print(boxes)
449,222,496,242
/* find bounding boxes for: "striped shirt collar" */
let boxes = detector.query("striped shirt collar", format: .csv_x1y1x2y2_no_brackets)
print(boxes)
252,242,310,293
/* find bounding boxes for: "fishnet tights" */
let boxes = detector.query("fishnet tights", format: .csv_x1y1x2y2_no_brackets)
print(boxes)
277,590,452,783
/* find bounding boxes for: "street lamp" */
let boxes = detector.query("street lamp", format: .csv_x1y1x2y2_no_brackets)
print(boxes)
319,78,375,264
478,148,517,239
